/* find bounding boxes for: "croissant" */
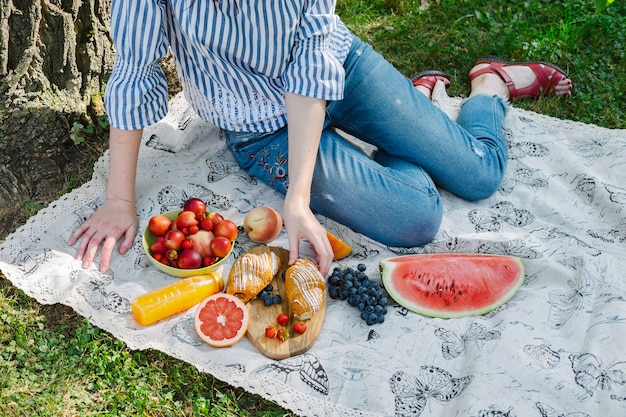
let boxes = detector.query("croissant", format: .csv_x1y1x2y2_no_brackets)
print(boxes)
226,251,281,303
285,258,325,321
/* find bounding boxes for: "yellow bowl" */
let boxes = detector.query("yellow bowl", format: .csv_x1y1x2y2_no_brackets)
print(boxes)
142,210,233,277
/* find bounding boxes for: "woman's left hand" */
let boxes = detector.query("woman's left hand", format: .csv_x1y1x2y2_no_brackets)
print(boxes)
283,193,333,276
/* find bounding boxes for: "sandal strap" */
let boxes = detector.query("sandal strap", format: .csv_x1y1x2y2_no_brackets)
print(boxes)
411,70,451,91
469,63,518,97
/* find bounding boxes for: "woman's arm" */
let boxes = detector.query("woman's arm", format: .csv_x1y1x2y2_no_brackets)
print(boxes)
283,92,333,275
70,1,170,272
68,127,143,272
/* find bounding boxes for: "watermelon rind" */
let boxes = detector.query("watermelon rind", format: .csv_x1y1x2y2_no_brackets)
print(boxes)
379,253,525,319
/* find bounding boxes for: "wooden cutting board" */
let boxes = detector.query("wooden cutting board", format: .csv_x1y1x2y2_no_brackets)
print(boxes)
243,246,327,360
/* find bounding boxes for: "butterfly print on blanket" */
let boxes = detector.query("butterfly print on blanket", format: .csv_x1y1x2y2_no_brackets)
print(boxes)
570,175,596,205
604,183,626,205
146,134,176,153
69,269,131,314
390,366,473,417
529,226,601,257
568,135,613,166
389,231,473,255
157,183,231,212
547,257,624,329
569,352,626,401
587,218,626,244
253,353,329,395
523,343,561,369
16,248,53,276
535,401,590,417
205,159,257,185
161,313,204,346
434,322,501,360
471,405,516,417
506,139,550,160
347,241,380,260
498,167,549,196
476,239,542,259
145,108,195,152
468,201,535,233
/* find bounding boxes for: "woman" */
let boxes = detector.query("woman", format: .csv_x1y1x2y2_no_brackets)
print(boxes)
69,1,572,275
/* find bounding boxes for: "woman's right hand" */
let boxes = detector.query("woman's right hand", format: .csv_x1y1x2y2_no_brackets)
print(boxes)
68,127,143,272
68,198,138,273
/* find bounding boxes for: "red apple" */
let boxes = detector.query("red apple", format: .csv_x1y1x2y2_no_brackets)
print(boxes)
176,210,199,230
164,229,186,251
183,198,207,216
243,206,282,243
189,230,215,257
214,219,239,241
210,236,232,258
148,215,172,236
177,248,203,269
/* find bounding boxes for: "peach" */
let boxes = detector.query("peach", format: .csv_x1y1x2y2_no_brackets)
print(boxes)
243,206,283,243
189,230,215,258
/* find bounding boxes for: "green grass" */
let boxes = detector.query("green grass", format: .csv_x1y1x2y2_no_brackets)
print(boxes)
1,1,624,416
0,281,291,417
339,0,625,129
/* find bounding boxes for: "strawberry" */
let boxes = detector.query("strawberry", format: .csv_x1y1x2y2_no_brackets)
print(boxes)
265,326,277,338
276,313,289,326
293,322,307,335
276,327,289,341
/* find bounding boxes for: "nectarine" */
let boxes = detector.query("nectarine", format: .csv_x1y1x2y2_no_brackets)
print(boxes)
214,219,239,241
243,206,283,243
210,236,232,258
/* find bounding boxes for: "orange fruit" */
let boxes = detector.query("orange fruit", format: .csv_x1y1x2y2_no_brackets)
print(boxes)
195,293,249,347
326,231,352,260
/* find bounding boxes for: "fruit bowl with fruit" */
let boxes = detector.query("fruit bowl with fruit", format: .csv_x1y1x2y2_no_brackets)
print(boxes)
142,198,237,278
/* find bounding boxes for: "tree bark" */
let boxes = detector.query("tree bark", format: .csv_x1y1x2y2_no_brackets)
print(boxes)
0,0,114,238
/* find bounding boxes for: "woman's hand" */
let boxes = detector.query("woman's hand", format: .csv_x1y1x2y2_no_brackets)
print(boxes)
68,127,143,272
68,198,138,272
283,193,333,276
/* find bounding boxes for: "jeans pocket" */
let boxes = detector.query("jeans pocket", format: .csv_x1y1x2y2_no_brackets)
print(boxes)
226,130,289,193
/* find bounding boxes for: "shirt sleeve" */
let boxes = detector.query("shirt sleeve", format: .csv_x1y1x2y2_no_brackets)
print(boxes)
282,0,345,101
104,0,170,130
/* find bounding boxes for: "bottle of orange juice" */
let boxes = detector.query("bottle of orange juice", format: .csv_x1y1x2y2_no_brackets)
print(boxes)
132,272,225,326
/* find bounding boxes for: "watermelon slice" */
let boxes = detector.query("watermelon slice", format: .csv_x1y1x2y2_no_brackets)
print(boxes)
380,254,525,318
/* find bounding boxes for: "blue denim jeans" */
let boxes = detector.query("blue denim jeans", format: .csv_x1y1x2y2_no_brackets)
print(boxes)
226,36,509,247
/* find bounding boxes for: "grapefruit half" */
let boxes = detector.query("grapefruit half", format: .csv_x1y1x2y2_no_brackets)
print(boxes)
195,293,249,347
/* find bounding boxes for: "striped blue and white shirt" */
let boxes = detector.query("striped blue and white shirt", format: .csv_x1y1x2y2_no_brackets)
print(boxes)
104,0,354,133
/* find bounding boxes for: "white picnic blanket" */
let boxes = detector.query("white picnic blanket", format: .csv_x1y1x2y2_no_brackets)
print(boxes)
2,84,626,417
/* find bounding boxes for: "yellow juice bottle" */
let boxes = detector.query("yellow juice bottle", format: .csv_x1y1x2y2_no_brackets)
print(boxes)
132,272,225,326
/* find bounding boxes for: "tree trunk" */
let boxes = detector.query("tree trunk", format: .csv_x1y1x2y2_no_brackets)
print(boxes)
0,0,114,238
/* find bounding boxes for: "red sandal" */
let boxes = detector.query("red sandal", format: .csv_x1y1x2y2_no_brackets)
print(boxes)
470,55,573,99
411,70,451,92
